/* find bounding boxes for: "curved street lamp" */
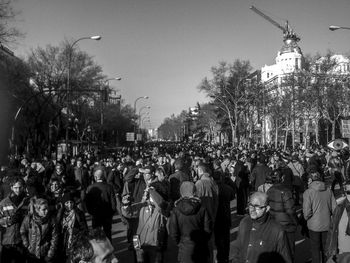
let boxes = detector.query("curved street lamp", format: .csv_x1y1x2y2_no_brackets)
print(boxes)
139,106,150,117
133,96,149,136
104,77,122,85
103,77,122,97
65,35,101,155
142,116,150,128
329,25,350,31
100,76,122,148
134,96,149,114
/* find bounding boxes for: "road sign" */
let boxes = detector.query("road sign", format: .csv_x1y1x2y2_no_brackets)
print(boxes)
126,132,135,142
341,120,350,138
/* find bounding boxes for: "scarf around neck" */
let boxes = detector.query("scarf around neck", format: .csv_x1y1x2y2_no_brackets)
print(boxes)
63,209,76,249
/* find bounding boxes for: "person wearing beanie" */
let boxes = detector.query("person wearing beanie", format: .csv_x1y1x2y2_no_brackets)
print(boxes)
57,192,88,262
169,181,212,263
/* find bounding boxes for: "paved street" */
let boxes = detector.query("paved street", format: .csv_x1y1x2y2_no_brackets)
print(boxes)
86,199,313,263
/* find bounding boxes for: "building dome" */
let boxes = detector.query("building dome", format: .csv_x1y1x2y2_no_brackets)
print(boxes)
279,39,302,55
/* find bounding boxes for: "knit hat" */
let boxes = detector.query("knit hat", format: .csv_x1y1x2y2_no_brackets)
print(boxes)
61,192,74,204
180,181,196,197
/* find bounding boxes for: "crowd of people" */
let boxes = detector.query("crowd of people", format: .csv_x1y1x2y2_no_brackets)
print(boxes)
0,142,349,263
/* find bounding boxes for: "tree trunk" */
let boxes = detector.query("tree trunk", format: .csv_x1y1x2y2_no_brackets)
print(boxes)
275,119,278,148
304,119,309,149
332,120,336,140
234,107,238,146
292,117,295,149
315,118,320,144
284,120,289,151
227,110,235,146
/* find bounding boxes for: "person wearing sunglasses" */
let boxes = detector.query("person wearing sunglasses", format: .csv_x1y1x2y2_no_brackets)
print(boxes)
231,191,292,263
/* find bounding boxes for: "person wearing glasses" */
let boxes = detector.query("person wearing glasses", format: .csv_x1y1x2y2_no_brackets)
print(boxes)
231,191,292,263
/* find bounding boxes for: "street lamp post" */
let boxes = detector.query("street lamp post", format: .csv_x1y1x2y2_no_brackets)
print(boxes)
133,96,149,141
100,77,122,150
139,106,150,127
329,25,350,31
141,116,150,128
65,35,101,156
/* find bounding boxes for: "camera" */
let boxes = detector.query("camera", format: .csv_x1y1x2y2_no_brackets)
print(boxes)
133,234,141,249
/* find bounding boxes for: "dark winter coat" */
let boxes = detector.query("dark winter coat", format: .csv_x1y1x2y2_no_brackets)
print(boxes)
215,181,235,231
169,170,190,203
279,165,294,191
267,184,298,233
73,166,90,190
20,214,58,261
231,213,292,263
85,181,116,218
195,174,219,222
250,163,272,191
233,161,250,189
169,197,212,263
107,168,124,195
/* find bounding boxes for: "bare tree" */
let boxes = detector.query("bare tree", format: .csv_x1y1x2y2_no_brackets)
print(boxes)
0,0,23,45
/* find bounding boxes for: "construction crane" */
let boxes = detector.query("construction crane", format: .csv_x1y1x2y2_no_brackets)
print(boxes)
250,5,300,43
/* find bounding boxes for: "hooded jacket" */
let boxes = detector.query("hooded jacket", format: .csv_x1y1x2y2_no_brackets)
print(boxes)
169,197,212,263
303,181,336,232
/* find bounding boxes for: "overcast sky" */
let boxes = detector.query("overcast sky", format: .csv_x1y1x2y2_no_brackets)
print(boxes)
12,0,350,128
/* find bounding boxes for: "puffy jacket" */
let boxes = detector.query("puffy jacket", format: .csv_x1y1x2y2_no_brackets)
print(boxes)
85,181,116,217
267,184,298,233
20,214,58,260
303,181,336,231
169,197,212,263
0,194,29,245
